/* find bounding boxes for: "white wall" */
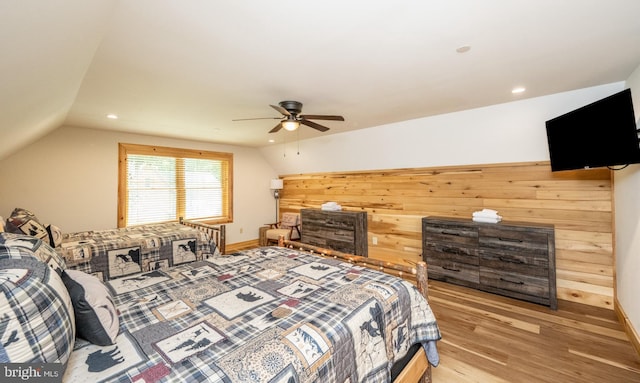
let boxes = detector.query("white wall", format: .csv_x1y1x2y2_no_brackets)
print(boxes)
616,64,640,334
0,126,278,244
260,82,625,175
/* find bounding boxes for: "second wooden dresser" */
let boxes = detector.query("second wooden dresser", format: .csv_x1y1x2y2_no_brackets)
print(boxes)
422,216,556,309
300,209,368,256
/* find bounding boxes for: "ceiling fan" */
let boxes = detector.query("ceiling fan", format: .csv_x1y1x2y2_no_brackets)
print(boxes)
233,101,344,133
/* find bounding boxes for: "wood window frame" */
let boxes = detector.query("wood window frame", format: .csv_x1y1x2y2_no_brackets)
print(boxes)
118,143,233,227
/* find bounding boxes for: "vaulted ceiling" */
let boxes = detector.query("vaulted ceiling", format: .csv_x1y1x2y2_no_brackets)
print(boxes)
2,0,640,159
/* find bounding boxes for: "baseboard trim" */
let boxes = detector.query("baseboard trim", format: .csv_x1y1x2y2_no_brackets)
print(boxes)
614,296,640,358
225,239,259,253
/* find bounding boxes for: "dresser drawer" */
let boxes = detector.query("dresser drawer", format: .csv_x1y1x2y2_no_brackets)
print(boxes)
428,258,480,288
303,211,357,229
479,251,548,277
423,220,478,247
424,242,479,266
302,230,356,253
479,226,550,256
302,226,355,242
480,267,550,299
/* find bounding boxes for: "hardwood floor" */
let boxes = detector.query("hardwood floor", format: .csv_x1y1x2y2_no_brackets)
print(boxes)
427,280,640,383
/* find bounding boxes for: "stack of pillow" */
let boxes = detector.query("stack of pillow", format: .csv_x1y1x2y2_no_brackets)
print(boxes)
0,229,119,371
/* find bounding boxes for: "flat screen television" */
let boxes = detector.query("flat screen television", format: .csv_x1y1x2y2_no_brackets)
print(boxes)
545,88,640,171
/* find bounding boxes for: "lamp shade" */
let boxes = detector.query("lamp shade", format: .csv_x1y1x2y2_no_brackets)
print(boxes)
270,179,283,190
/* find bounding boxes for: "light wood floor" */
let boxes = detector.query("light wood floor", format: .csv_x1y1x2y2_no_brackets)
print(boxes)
427,280,640,383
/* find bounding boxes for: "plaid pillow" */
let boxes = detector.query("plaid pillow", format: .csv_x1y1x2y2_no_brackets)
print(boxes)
0,233,75,367
5,207,51,245
0,232,66,275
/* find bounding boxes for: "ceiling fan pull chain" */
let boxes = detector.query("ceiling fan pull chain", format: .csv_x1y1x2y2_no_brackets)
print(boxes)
283,134,286,158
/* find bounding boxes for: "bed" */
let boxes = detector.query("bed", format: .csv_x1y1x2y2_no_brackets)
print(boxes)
0,232,440,383
2,207,225,283
56,219,226,282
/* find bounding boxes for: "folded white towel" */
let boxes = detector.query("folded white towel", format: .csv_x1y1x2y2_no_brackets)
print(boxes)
473,213,499,220
473,216,502,223
321,202,342,211
472,208,500,219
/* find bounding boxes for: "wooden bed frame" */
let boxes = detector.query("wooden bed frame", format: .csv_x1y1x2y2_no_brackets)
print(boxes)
179,218,227,255
281,239,433,383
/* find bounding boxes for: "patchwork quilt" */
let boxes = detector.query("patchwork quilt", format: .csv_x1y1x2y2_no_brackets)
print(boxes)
63,246,441,383
56,222,219,281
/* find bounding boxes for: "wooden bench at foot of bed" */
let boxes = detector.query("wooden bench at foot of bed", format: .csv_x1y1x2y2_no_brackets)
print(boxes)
281,239,432,383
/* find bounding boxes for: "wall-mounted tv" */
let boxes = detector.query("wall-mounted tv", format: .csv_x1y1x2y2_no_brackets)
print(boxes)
545,89,640,172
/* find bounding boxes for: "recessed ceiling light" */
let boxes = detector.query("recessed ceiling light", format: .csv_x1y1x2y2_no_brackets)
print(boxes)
512,87,526,94
106,113,118,119
268,139,275,143
456,45,471,53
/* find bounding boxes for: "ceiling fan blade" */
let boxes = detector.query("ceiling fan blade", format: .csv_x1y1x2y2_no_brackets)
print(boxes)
300,119,330,132
232,117,281,121
269,122,283,133
300,114,344,121
270,104,291,116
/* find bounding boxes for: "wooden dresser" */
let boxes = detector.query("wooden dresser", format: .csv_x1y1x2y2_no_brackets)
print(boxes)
422,216,556,309
301,209,368,256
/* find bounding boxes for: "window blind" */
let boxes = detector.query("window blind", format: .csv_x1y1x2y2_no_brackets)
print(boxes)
118,143,232,227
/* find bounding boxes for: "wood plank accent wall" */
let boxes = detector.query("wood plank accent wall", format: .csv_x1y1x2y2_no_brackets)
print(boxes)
279,161,614,310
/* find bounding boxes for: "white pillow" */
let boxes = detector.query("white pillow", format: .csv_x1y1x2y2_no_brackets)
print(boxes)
62,269,119,345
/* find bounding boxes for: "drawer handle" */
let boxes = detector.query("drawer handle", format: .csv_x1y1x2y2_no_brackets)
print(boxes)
498,237,523,243
442,246,461,254
443,265,461,272
442,230,461,236
498,256,523,264
500,277,524,285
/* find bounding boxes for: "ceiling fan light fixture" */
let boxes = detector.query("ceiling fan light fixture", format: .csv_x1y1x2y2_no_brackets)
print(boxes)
235,100,342,134
282,120,300,131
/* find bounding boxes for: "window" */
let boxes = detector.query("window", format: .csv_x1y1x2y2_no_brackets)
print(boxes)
118,143,233,227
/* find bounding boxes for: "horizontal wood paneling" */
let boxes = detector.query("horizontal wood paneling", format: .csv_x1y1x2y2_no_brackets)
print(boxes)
280,161,614,309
